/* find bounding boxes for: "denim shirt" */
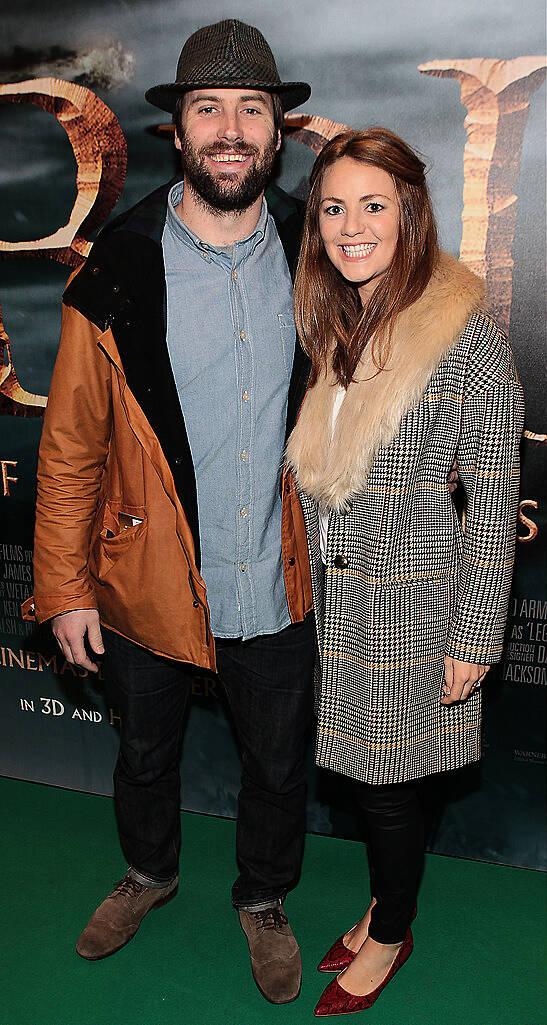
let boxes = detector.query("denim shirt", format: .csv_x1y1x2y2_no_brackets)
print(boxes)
162,181,295,640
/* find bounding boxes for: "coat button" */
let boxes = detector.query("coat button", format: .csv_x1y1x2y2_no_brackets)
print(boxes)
91,266,100,276
174,456,182,466
288,557,295,566
334,554,348,569
112,284,120,293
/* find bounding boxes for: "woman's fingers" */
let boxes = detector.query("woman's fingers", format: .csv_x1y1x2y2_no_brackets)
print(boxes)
441,657,490,704
459,678,478,701
442,655,454,702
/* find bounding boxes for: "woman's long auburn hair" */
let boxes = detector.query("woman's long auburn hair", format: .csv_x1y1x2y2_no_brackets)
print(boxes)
294,127,439,387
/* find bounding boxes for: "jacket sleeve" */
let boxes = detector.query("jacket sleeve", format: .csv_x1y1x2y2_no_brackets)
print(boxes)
33,302,112,623
446,313,525,664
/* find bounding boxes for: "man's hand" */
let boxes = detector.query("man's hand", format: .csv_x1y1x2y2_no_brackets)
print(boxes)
447,460,458,495
52,609,104,673
441,656,490,705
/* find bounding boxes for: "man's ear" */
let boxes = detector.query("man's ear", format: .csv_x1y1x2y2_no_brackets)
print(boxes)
275,129,282,152
174,130,182,152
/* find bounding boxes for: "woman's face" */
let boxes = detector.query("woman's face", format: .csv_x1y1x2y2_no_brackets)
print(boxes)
318,156,400,303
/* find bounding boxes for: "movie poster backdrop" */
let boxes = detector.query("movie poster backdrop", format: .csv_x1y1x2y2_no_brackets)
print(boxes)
1,0,545,869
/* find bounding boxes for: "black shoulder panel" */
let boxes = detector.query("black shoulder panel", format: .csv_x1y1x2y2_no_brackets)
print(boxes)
265,186,310,432
266,184,305,281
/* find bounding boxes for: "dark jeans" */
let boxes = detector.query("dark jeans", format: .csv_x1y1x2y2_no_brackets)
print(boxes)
103,613,315,908
353,780,425,944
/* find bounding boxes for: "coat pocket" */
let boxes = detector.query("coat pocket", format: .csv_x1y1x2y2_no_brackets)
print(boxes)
373,530,460,589
90,501,148,582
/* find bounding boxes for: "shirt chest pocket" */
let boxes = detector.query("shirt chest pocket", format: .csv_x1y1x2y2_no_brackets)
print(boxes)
277,310,296,380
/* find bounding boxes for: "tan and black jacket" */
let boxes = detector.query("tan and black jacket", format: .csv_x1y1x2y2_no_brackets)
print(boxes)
30,181,312,671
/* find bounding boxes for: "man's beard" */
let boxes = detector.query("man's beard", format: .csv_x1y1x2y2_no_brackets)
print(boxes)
178,133,278,213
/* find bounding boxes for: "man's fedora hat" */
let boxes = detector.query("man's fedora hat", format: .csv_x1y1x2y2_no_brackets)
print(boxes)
145,19,311,114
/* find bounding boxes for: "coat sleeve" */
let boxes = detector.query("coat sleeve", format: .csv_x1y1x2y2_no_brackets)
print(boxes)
33,302,112,623
445,313,525,664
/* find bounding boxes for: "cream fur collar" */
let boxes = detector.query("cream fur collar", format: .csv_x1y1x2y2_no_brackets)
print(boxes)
286,252,484,512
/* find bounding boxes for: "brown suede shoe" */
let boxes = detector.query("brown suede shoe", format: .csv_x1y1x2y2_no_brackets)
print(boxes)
76,872,178,960
238,907,302,1004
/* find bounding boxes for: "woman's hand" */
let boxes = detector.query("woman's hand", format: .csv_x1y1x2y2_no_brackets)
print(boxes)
441,656,490,704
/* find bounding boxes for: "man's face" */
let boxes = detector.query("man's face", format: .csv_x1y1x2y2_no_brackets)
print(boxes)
175,88,281,212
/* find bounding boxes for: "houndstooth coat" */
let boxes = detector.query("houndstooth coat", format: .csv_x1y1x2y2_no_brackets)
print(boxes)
286,253,525,784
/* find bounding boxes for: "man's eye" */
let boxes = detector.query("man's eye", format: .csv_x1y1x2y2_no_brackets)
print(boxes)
242,107,261,114
198,106,217,114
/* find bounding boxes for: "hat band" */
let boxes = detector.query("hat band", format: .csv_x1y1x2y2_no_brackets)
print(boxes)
176,60,281,87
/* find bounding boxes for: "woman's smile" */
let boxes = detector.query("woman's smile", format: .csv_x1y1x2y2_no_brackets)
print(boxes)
338,242,377,260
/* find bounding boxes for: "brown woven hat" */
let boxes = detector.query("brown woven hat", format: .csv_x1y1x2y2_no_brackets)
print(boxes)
145,19,311,114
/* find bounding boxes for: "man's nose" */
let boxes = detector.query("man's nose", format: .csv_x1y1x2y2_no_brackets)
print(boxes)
218,113,243,142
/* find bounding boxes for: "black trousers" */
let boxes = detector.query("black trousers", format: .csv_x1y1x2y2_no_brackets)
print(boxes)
102,614,315,908
353,779,425,944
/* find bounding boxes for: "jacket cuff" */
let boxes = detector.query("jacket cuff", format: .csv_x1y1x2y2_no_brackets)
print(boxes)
29,592,98,625
445,636,501,665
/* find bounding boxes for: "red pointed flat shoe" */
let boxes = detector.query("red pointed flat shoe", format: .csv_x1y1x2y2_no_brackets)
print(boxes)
317,905,417,973
317,933,355,973
314,928,413,1016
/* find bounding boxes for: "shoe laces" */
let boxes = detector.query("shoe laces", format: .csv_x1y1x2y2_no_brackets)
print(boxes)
112,874,146,900
254,908,288,932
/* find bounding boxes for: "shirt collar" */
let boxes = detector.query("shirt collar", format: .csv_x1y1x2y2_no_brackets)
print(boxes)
166,180,268,261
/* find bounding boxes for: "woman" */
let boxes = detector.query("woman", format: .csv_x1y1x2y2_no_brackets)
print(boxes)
286,128,524,1016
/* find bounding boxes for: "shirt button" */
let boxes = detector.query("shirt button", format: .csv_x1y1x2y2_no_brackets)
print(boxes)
240,562,246,572
233,270,238,280
242,391,249,402
240,330,246,341
241,450,248,460
241,507,248,517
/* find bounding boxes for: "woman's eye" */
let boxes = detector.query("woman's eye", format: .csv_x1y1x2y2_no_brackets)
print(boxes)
324,204,343,216
366,202,384,213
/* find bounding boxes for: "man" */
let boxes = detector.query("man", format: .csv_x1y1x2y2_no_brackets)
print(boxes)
32,19,314,1005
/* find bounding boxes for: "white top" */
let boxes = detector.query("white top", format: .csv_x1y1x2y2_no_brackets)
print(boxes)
319,384,346,563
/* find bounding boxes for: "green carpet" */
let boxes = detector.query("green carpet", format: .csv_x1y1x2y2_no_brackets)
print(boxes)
1,777,545,1025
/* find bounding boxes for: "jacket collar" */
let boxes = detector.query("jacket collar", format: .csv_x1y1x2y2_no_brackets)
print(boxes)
102,178,174,246
286,252,484,512
102,178,304,254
